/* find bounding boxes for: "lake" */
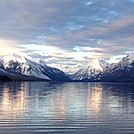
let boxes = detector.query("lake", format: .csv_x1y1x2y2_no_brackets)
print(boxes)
0,82,134,134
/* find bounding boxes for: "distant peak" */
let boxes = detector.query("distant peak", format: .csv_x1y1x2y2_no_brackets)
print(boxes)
87,58,108,66
121,53,134,62
84,58,108,72
126,53,134,59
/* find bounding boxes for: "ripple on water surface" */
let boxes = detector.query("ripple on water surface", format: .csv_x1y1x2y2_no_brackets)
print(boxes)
0,82,134,134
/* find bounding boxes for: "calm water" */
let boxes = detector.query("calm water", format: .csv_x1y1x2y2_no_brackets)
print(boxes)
0,82,134,134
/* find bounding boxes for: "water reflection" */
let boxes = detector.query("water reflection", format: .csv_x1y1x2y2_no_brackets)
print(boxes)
1,82,28,117
88,84,102,114
0,82,134,133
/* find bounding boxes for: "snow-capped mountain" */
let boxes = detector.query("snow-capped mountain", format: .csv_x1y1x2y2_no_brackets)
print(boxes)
3,53,51,80
116,53,134,69
98,53,134,82
0,53,71,82
70,59,109,81
0,53,134,82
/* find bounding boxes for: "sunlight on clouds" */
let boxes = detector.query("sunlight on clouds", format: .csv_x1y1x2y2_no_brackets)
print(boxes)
85,52,106,59
0,45,21,56
72,46,106,60
0,39,20,45
20,44,60,56
69,52,85,61
0,0,133,66
0,39,18,55
0,39,28,57
69,51,105,61
108,55,125,63
83,47,104,52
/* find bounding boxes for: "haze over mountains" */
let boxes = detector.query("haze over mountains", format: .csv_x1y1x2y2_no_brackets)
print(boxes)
0,53,134,82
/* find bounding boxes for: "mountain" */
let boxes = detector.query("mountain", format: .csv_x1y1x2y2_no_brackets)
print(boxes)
3,53,50,80
98,54,134,82
70,59,109,81
0,53,71,82
42,66,71,82
0,53,134,82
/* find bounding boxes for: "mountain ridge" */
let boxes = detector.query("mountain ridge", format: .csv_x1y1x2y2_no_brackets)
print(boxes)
97,53,134,82
70,59,109,81
0,53,134,82
0,53,71,82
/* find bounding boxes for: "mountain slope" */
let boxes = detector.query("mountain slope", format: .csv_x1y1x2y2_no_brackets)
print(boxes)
0,53,71,82
0,53,133,82
99,54,134,82
3,53,50,80
43,66,71,82
70,59,109,81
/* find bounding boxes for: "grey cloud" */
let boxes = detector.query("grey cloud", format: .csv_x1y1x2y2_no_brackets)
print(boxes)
0,0,134,66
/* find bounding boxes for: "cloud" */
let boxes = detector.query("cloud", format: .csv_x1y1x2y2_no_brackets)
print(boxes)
0,0,134,68
0,44,23,56
0,39,20,46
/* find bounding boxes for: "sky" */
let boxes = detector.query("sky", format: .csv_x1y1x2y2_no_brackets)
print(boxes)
0,0,134,69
